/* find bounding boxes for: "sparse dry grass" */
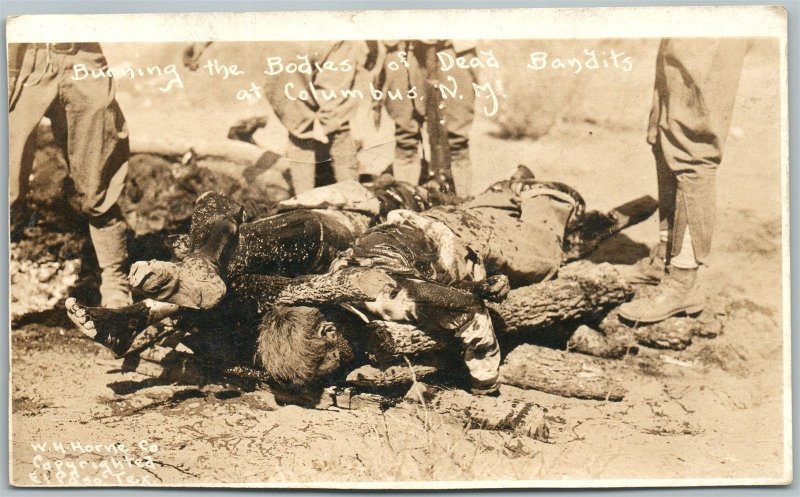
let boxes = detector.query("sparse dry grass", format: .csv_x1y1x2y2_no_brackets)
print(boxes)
354,401,530,481
347,362,551,482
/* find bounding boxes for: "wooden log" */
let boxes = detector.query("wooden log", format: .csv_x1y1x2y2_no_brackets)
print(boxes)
228,274,292,313
598,308,724,351
126,319,185,356
346,363,441,389
333,388,401,411
500,343,626,401
349,343,627,402
272,268,394,306
366,321,455,362
566,324,637,359
362,262,633,360
219,364,272,383
121,345,207,384
137,343,177,363
129,135,264,166
491,262,633,335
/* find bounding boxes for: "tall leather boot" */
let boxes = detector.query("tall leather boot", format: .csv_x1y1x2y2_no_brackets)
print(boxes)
89,210,132,308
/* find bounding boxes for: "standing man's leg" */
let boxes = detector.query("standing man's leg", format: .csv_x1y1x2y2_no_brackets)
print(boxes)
9,45,60,231
383,46,425,185
640,138,678,281
326,129,359,185
442,47,477,198
619,39,747,323
58,46,132,308
286,135,319,194
310,40,361,187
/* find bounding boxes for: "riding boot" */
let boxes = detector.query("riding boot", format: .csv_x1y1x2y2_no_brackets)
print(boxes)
618,265,704,324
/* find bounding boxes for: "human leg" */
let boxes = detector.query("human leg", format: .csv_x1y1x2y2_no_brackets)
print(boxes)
9,45,60,228
129,192,240,309
442,48,477,197
383,48,425,184
131,195,363,308
58,49,132,307
327,129,359,184
619,39,747,323
627,139,675,284
438,184,577,287
228,209,363,277
286,135,319,194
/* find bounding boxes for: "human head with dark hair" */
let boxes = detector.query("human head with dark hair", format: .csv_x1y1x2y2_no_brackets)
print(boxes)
255,305,352,391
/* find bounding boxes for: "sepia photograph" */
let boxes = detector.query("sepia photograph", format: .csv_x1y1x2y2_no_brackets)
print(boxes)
6,5,791,488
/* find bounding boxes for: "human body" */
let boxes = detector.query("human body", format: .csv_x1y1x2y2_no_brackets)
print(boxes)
255,178,579,394
9,42,131,307
66,174,579,395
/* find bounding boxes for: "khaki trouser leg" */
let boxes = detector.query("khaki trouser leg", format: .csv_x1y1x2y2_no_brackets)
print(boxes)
618,39,747,322
450,148,473,199
328,130,359,184
392,143,423,185
9,47,60,210
286,135,318,194
383,47,425,185
653,140,677,238
647,39,747,264
56,53,130,218
285,130,359,193
60,49,131,306
442,47,476,197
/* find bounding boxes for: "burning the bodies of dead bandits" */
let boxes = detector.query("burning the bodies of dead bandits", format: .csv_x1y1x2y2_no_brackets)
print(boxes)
9,36,787,484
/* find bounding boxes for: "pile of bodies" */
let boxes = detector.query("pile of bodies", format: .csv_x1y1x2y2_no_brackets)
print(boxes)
66,168,656,404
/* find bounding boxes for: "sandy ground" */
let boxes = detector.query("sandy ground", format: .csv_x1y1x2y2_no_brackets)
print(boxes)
9,39,790,486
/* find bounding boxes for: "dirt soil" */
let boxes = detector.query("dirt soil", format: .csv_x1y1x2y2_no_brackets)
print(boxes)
9,39,789,486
